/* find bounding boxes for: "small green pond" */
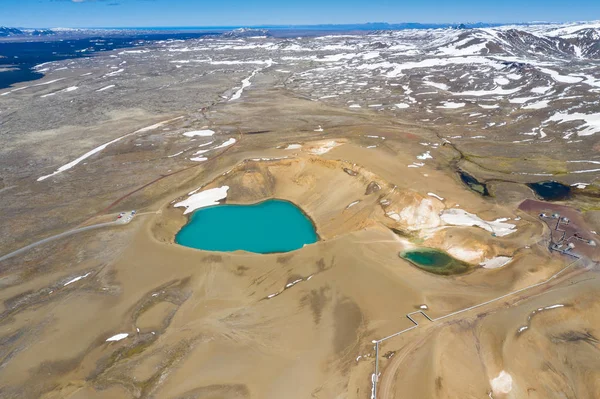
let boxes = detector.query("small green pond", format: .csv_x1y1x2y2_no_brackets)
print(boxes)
175,199,318,254
459,170,489,196
400,248,470,275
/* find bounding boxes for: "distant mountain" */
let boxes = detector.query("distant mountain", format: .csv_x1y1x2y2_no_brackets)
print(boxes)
31,29,55,36
0,27,56,37
222,28,271,38
0,27,25,37
411,21,600,59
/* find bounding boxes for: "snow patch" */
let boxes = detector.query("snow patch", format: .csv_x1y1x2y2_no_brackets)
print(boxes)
480,256,512,269
213,138,237,149
174,186,229,215
491,371,513,395
417,151,433,160
97,85,115,92
447,247,484,262
64,272,91,286
545,112,600,136
398,199,441,230
106,333,129,342
437,101,465,109
309,141,341,155
184,130,215,137
427,192,444,201
346,200,360,209
441,209,516,236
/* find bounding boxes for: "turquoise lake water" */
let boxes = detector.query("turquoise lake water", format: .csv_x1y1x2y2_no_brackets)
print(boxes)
175,199,318,254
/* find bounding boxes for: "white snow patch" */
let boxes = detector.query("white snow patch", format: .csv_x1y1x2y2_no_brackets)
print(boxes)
174,186,229,214
417,151,433,160
531,85,552,94
453,87,521,97
523,100,549,110
37,135,127,181
447,247,484,262
96,85,115,92
106,333,129,342
538,67,582,84
309,141,341,155
40,86,78,98
542,304,564,311
346,200,360,209
285,278,303,288
509,96,538,104
64,272,91,286
427,192,444,201
408,162,425,168
479,104,499,109
491,371,513,395
571,182,589,189
284,144,302,150
229,60,273,101
480,256,513,269
441,208,516,236
423,80,449,90
398,199,441,230
213,138,237,149
437,101,465,109
37,118,181,181
104,68,124,77
386,212,401,221
545,112,600,136
184,130,215,137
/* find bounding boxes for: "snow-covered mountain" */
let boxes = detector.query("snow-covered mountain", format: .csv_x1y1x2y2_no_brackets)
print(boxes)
0,27,55,37
416,22,600,59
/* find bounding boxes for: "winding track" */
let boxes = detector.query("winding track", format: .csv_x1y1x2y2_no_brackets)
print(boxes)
0,219,129,263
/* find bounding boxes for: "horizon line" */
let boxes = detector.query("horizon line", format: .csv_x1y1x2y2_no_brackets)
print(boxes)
5,20,596,30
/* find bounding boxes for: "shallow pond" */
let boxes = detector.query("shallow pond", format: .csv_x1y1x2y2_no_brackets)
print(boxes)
527,181,571,201
400,248,470,275
175,199,318,254
458,171,489,196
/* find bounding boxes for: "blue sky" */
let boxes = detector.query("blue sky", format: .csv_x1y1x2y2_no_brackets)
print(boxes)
2,0,600,28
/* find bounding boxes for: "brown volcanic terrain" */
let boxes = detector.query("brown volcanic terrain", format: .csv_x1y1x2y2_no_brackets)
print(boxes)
1,25,600,399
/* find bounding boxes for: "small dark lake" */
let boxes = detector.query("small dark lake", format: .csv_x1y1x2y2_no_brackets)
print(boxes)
458,171,489,196
527,181,571,201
